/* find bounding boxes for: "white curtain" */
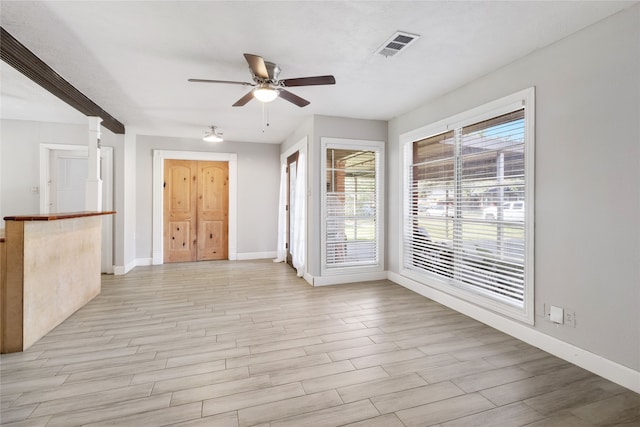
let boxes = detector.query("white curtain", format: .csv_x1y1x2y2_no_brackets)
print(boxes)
291,152,306,277
273,163,287,262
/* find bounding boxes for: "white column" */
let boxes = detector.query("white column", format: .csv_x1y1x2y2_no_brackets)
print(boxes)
122,131,137,272
85,116,103,211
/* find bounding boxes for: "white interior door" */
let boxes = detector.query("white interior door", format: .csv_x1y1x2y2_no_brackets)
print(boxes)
45,146,114,274
50,151,87,212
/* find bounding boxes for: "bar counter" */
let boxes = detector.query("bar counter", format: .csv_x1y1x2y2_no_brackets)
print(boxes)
1,211,115,353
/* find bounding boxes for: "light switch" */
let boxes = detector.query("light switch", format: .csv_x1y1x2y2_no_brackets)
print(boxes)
550,305,564,324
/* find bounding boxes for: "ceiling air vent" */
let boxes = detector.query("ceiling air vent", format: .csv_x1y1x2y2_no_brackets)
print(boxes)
376,31,420,58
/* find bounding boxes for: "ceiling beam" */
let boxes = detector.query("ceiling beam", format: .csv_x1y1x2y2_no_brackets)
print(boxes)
0,27,125,134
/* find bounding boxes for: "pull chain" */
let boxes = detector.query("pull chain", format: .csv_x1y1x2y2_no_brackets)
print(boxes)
262,102,270,133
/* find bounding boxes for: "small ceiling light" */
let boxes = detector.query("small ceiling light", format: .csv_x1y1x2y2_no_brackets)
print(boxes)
253,84,278,103
203,125,223,142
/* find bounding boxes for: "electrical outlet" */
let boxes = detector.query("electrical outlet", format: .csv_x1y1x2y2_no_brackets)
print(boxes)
544,304,573,326
564,311,576,327
550,306,564,324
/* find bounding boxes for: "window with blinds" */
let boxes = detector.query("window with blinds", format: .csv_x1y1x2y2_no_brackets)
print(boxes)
324,146,380,269
403,90,533,320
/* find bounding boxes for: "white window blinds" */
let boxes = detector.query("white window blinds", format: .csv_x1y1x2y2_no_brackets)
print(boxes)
325,148,379,268
405,107,529,308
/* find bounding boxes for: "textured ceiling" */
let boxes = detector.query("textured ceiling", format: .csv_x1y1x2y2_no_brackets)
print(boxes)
0,1,635,143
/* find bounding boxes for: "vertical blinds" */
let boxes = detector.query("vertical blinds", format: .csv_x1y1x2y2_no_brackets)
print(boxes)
405,108,527,306
326,148,378,267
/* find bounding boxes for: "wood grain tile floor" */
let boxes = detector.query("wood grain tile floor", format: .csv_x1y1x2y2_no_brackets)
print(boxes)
1,260,638,426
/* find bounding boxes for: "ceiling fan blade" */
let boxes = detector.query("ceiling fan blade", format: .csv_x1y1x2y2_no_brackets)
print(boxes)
232,91,255,107
279,89,310,107
188,78,253,86
243,54,269,79
281,75,336,87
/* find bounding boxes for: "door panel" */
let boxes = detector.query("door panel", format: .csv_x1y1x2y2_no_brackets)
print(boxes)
55,155,87,212
168,221,192,252
169,164,194,212
164,160,197,262
198,221,224,260
197,162,228,260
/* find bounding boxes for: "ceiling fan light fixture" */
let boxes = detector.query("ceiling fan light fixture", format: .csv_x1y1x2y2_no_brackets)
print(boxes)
189,53,334,108
253,84,278,103
203,125,223,143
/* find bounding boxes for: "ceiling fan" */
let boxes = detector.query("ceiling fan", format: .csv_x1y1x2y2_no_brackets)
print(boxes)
189,53,336,108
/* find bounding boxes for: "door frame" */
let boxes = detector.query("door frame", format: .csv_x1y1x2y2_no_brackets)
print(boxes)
153,150,237,264
279,136,308,277
285,151,299,267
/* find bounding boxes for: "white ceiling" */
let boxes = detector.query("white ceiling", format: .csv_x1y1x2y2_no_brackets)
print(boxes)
1,61,88,125
0,1,635,143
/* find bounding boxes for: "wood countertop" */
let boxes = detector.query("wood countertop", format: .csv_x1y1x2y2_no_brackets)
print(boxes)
3,211,116,222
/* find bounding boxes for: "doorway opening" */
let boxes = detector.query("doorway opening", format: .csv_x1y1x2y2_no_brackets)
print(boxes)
277,136,307,279
286,151,299,268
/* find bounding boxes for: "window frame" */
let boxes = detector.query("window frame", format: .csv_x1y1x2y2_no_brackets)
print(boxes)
321,137,385,276
400,88,535,324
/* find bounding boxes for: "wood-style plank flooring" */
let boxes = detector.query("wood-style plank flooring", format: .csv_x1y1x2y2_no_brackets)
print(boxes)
1,260,639,426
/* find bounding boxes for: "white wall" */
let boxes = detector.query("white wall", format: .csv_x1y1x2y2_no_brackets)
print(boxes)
0,123,3,222
281,116,313,155
116,131,137,271
135,135,280,260
388,5,640,373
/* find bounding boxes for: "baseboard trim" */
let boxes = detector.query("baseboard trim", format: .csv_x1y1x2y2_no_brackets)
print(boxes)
387,271,640,394
152,253,162,265
113,259,137,276
236,251,277,261
303,272,314,286
313,271,388,287
116,254,277,274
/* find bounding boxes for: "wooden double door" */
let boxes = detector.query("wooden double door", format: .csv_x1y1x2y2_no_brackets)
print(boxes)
164,160,228,263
